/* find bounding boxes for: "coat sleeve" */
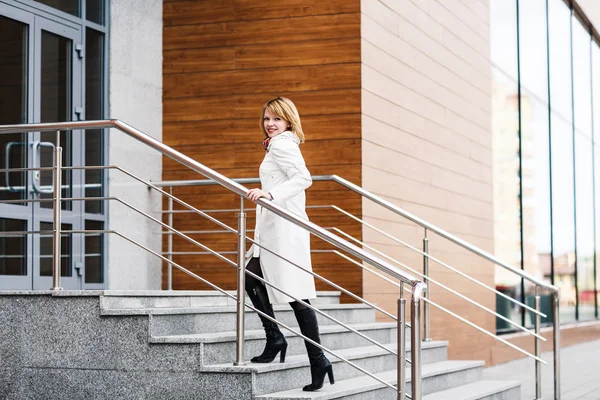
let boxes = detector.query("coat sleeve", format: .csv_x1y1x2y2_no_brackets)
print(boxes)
268,139,312,204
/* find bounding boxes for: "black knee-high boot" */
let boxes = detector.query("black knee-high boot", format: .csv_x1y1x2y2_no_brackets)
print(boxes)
294,306,335,391
245,271,287,363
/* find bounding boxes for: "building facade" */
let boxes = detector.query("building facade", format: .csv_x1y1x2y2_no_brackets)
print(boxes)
1,0,600,365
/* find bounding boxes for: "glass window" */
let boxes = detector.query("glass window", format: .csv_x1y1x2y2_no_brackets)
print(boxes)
85,28,105,214
592,42,600,317
39,30,73,211
548,0,573,121
550,114,576,323
0,16,28,203
575,131,595,320
491,0,518,80
572,18,593,135
518,0,549,101
492,66,522,330
86,0,104,25
34,0,80,17
0,218,27,276
520,90,553,327
85,220,103,283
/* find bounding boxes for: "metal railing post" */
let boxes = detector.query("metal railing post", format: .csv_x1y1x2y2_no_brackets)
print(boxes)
553,290,561,400
410,281,426,400
397,297,406,400
423,230,431,341
534,286,541,399
167,186,173,290
234,196,247,366
51,132,62,291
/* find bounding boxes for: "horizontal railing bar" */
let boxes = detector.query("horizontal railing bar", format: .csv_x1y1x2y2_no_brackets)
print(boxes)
161,229,253,235
0,167,55,172
163,251,237,256
0,198,54,204
64,229,240,301
65,196,236,268
154,175,556,292
331,227,547,342
91,165,239,234
328,206,546,319
423,297,547,364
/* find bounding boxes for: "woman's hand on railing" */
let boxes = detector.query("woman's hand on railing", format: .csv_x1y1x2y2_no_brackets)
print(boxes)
247,188,271,202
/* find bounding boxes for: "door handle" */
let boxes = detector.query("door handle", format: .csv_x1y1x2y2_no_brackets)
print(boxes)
4,142,26,192
31,141,56,194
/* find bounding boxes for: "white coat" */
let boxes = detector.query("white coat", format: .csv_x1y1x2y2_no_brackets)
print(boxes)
245,131,317,304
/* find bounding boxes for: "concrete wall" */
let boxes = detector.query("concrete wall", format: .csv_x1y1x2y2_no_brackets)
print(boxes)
107,0,163,289
360,0,496,363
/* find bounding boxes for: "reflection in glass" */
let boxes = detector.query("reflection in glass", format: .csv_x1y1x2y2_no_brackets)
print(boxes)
551,115,576,323
575,132,595,320
85,28,104,214
0,218,27,276
39,30,73,211
35,0,79,17
548,0,573,121
491,0,518,80
86,0,104,25
492,67,522,330
40,222,71,277
572,17,595,321
592,43,600,318
519,91,552,328
85,220,103,283
0,16,28,203
518,0,549,100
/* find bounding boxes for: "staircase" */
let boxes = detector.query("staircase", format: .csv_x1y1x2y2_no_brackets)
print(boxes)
98,290,521,399
0,292,521,399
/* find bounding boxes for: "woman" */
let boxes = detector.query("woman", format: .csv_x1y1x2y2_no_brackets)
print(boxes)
245,97,334,392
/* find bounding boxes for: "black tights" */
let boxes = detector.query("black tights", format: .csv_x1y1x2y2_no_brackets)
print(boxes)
246,257,310,311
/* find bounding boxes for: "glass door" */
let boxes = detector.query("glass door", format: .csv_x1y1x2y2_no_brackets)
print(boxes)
0,4,83,290
32,16,83,290
0,6,34,290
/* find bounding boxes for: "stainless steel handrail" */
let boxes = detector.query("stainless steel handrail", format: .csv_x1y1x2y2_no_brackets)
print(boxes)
154,174,562,400
0,120,424,399
0,121,420,285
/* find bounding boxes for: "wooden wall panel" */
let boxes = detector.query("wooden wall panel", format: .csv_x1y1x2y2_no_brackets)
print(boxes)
163,0,362,301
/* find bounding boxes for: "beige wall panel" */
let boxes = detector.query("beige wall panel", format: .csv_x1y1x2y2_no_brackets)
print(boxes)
361,0,493,362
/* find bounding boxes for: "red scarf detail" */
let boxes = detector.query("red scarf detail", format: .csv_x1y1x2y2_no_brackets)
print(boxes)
262,137,271,151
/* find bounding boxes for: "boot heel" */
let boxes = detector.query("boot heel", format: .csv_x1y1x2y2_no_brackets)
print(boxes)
326,365,334,384
279,343,288,363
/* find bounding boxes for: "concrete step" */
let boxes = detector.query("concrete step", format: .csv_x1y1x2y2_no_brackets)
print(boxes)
151,324,447,366
422,380,521,400
100,303,376,336
100,290,341,309
203,342,464,396
251,359,485,399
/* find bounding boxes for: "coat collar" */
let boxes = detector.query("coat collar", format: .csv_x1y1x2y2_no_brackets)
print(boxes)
266,131,299,151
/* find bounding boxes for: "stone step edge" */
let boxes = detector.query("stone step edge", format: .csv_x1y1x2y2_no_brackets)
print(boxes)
101,290,341,298
422,379,521,400
100,303,373,316
253,361,487,399
201,342,465,375
149,321,403,344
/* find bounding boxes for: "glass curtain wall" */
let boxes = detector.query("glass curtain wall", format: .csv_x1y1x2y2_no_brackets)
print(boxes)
491,0,600,330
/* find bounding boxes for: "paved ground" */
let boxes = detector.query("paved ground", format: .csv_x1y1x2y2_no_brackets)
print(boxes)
483,339,600,399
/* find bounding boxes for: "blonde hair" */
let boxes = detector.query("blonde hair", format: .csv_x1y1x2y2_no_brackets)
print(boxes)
260,97,305,143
